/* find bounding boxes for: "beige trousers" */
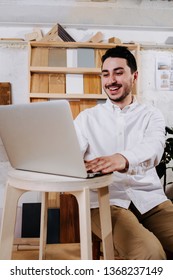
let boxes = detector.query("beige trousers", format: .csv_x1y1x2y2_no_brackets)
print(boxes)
91,200,173,260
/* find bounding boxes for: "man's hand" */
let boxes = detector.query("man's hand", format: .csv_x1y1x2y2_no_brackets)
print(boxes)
85,153,129,174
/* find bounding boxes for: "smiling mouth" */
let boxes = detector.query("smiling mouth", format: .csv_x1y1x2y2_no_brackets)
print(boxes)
106,84,122,93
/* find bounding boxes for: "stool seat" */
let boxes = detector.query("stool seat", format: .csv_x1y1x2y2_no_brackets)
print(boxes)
0,169,114,260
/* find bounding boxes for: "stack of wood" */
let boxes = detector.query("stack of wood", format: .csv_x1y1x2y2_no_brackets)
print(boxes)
40,23,75,42
25,23,75,42
25,23,122,44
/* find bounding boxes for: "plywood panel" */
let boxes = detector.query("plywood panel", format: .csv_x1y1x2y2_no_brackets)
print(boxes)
60,194,80,243
0,82,11,105
69,100,97,119
95,49,107,68
48,48,67,67
48,193,60,208
31,47,49,66
84,74,101,94
79,100,97,112
49,74,65,93
69,101,81,119
31,74,49,93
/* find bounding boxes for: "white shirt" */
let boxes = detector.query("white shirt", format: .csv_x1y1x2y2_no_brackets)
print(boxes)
74,98,168,214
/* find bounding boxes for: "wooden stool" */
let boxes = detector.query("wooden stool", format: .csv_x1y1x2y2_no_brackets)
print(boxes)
0,169,114,260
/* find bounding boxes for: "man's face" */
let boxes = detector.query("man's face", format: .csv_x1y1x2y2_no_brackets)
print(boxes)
101,57,138,104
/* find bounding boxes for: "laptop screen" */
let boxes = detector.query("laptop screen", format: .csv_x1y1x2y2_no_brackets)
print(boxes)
0,100,88,178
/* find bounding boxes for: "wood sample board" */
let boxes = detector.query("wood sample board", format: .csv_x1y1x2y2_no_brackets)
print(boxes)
0,82,11,105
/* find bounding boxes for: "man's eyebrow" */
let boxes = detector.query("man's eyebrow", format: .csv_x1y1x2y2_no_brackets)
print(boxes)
101,69,108,73
101,67,124,73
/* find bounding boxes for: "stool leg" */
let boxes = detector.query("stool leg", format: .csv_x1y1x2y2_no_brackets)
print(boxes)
0,184,26,260
39,192,48,260
72,188,92,260
97,186,114,260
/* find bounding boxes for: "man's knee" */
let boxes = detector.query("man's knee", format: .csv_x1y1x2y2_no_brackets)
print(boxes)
114,236,167,260
136,239,166,260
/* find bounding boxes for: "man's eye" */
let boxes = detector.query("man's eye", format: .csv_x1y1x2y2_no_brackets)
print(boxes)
116,71,123,75
102,73,109,77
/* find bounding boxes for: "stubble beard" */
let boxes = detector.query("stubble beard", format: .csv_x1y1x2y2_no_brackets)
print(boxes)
107,90,130,103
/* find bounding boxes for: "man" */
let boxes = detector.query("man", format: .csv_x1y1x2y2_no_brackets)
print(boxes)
74,46,173,259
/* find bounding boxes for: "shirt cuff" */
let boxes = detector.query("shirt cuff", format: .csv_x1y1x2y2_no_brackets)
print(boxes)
120,150,139,174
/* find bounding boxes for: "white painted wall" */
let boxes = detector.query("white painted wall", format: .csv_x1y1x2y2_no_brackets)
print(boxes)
0,25,173,237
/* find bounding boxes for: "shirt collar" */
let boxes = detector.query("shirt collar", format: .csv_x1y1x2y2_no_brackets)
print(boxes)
105,96,138,113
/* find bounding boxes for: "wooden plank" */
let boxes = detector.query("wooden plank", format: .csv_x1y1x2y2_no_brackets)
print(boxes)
13,238,39,251
0,82,11,105
30,73,38,92
31,47,49,66
69,101,81,119
40,25,62,42
87,32,103,43
30,48,49,99
39,75,49,93
14,238,39,246
40,24,75,42
0,38,24,41
25,28,43,42
49,74,66,94
108,37,122,44
29,41,139,50
29,93,107,99
60,194,80,243
48,193,60,208
31,74,49,93
95,49,107,68
84,74,101,94
31,98,48,102
30,66,101,74
69,100,97,119
79,100,97,112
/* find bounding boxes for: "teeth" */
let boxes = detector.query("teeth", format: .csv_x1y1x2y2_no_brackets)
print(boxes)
107,84,121,90
110,87,118,90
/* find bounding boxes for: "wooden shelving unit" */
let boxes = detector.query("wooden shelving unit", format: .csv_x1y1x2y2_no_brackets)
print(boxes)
28,41,140,118
27,41,140,212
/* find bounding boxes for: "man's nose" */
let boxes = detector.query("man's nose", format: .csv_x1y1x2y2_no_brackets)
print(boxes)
108,74,116,84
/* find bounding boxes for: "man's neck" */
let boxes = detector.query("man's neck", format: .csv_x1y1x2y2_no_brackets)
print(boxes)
112,95,134,110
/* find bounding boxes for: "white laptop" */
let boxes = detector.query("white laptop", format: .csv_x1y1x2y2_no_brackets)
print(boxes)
0,100,103,179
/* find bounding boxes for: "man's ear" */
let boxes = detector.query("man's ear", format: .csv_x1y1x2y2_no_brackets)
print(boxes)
133,71,138,81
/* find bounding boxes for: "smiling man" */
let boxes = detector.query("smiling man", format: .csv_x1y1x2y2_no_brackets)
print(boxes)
74,46,173,260
101,52,137,107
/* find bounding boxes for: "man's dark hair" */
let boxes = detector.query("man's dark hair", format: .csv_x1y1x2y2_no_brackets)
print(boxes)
101,46,137,73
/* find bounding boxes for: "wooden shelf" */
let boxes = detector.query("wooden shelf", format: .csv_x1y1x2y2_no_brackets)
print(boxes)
28,41,140,117
30,66,101,74
29,93,107,100
29,41,139,50
141,43,173,50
